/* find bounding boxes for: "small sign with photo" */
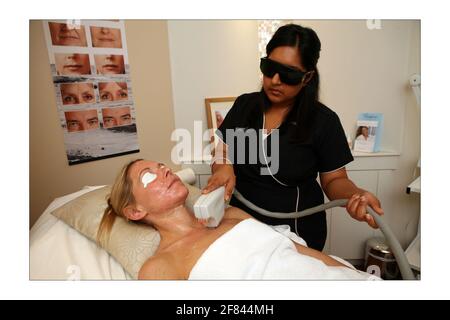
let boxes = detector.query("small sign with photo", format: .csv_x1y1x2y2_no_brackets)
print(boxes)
353,113,383,153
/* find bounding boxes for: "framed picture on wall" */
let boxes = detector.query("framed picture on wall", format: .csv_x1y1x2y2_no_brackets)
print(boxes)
205,97,236,146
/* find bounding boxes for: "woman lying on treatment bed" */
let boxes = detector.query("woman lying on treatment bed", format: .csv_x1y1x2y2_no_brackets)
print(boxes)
97,159,376,280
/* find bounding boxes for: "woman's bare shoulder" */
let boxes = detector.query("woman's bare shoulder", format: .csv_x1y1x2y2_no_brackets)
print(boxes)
138,252,182,280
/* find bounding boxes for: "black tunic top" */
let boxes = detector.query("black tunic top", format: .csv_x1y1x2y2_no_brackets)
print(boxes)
216,91,353,251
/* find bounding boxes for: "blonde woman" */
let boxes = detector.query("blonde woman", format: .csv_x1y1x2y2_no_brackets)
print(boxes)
97,159,375,280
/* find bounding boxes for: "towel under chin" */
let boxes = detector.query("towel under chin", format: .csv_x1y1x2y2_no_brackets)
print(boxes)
189,218,378,280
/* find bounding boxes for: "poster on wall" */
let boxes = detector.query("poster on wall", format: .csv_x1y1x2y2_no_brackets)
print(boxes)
42,20,140,165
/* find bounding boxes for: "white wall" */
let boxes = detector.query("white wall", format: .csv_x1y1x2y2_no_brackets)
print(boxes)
298,20,415,152
391,20,421,246
168,20,260,155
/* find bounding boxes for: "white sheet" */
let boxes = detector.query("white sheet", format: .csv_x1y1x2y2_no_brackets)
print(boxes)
30,186,131,280
189,219,378,280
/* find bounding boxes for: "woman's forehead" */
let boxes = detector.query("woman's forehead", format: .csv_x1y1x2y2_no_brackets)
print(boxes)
130,160,157,178
269,46,302,69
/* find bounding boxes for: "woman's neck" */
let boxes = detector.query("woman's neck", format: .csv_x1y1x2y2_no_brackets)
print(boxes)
264,101,294,131
142,205,205,246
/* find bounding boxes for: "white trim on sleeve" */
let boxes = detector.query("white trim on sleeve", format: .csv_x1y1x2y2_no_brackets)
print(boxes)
319,165,346,174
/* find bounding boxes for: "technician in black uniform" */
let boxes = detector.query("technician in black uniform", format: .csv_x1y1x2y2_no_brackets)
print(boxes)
202,24,384,251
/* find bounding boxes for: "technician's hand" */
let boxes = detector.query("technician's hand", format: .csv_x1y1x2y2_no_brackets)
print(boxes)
202,164,236,201
346,191,384,229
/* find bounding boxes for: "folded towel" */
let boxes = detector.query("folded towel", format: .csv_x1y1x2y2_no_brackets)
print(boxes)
189,219,377,280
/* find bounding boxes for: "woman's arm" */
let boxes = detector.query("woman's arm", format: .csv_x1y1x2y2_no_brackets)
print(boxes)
320,168,383,228
320,167,363,198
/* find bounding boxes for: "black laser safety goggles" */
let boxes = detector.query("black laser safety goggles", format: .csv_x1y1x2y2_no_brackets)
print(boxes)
260,57,313,85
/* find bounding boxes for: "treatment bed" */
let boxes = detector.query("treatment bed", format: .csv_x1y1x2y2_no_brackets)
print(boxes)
30,182,389,280
30,186,131,280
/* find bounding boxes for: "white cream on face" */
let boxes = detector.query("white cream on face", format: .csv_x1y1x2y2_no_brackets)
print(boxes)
141,172,157,188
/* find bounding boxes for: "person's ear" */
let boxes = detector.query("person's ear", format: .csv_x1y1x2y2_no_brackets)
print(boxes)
123,204,147,221
301,71,315,86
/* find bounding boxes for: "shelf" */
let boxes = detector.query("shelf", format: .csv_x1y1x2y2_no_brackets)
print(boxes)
178,155,212,164
179,151,401,165
352,150,401,157
348,152,400,171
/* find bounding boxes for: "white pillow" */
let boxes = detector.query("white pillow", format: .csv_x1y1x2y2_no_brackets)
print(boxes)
51,186,159,279
51,182,203,279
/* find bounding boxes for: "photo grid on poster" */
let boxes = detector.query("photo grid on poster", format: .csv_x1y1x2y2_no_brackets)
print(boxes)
43,20,140,165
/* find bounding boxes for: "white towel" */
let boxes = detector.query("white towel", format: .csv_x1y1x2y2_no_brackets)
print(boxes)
189,219,378,280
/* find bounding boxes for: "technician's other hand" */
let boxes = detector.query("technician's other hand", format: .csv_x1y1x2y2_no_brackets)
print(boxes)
346,191,384,228
202,164,235,201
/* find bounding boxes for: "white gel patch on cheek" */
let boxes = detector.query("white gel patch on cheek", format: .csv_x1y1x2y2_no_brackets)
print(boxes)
141,172,156,188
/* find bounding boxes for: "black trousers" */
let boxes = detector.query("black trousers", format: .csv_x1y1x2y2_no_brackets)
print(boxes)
230,195,327,251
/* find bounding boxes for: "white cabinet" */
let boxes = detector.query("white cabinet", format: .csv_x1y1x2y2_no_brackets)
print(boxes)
181,152,400,261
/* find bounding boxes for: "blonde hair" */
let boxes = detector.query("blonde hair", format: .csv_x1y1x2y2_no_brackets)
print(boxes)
97,158,142,246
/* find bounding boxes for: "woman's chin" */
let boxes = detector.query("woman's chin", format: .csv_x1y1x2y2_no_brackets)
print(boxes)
170,181,189,203
266,91,285,104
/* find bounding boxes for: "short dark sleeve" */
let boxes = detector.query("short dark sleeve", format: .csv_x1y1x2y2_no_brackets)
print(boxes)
316,111,354,173
215,95,246,145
